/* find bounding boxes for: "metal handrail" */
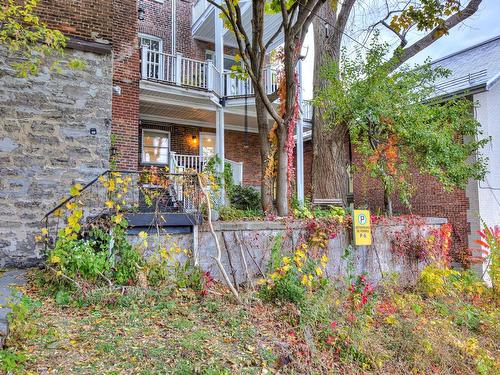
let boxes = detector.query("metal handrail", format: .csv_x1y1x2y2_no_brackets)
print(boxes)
42,169,198,221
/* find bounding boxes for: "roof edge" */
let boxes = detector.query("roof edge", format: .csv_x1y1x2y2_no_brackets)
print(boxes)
431,34,500,65
486,71,500,90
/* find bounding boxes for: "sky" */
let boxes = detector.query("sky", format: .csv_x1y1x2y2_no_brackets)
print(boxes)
301,0,500,99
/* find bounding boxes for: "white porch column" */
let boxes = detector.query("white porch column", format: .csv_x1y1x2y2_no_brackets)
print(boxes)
296,59,305,204
215,1,225,201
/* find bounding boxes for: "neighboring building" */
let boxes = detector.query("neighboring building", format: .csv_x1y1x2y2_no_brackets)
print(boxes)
0,0,311,267
0,0,120,267
351,35,500,266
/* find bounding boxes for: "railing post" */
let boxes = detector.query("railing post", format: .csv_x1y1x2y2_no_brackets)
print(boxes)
169,151,176,173
265,67,272,94
175,53,183,86
141,46,149,79
206,59,213,92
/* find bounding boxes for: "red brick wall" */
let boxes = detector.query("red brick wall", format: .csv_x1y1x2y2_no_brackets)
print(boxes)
36,0,113,42
112,0,140,170
138,0,237,59
352,152,470,262
303,141,469,261
224,130,261,186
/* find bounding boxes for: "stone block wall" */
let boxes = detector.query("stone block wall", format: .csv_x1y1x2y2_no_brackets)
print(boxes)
0,47,113,267
136,218,447,287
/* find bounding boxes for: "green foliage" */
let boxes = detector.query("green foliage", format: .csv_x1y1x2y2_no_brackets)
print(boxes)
0,348,26,374
228,184,261,211
0,0,83,77
218,205,263,221
48,239,111,282
315,38,489,207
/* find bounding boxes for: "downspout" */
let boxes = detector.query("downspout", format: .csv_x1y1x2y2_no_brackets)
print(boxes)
171,0,176,54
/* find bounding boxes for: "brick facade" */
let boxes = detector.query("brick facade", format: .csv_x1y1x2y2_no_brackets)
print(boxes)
37,0,113,42
112,0,141,170
302,142,469,262
138,0,238,59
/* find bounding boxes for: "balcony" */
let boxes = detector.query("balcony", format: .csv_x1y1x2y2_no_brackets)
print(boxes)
141,47,279,98
191,0,283,50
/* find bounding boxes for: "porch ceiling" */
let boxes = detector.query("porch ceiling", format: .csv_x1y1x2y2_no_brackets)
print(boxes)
193,2,284,51
140,101,260,133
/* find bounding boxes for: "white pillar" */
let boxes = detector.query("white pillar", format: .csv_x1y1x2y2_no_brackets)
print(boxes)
215,1,225,201
296,59,305,204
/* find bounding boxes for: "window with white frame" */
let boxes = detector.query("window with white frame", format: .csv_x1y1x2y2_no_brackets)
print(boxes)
141,129,170,165
139,34,163,79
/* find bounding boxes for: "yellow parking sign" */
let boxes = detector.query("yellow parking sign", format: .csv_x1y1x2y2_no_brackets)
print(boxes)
353,210,372,246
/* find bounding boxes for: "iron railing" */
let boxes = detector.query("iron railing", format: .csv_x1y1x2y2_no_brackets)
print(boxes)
41,170,202,249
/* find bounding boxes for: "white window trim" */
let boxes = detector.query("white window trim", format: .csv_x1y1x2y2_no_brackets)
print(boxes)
141,128,171,166
138,33,164,51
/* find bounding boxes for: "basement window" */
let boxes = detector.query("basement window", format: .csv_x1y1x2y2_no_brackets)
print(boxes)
141,129,170,165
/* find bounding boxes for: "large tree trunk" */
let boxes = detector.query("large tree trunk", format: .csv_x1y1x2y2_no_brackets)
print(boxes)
255,94,274,213
311,4,350,202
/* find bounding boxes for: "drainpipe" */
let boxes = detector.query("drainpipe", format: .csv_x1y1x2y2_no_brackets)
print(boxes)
171,0,176,54
296,59,305,205
214,2,225,202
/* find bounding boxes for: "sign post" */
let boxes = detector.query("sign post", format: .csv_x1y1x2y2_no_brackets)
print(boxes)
353,209,372,246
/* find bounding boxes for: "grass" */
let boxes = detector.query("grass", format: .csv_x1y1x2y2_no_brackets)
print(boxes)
1,268,499,374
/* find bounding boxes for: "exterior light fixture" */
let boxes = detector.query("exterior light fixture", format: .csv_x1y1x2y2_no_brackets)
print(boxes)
192,135,198,145
138,3,145,21
110,146,118,157
324,23,330,38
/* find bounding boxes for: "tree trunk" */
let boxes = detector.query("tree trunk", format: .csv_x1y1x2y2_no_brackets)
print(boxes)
311,4,350,202
255,94,274,213
384,188,393,217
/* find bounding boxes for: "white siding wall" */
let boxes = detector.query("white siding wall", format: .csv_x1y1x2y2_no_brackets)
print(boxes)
469,82,500,278
475,83,500,228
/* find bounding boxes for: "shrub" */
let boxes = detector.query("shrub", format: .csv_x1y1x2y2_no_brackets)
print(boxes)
218,205,263,221
229,185,261,211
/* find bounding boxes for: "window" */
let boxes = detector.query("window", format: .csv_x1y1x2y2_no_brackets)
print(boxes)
139,34,163,79
142,129,170,165
205,51,237,71
200,132,216,159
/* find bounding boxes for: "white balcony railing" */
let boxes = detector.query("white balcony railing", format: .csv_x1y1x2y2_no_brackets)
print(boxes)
169,152,243,185
223,67,278,97
303,100,313,121
192,0,209,25
141,47,279,98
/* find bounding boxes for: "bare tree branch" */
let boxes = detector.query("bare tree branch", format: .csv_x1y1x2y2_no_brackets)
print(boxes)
388,0,483,71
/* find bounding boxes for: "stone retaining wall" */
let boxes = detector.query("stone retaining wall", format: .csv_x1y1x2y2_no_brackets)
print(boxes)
137,218,447,287
0,47,113,267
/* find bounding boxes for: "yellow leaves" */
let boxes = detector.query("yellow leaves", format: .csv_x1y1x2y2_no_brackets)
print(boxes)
385,315,398,325
138,231,148,239
105,200,114,209
301,274,313,287
70,183,82,197
49,255,61,264
34,235,42,242
112,213,123,225
315,266,323,277
320,254,329,268
66,201,76,210
41,228,49,236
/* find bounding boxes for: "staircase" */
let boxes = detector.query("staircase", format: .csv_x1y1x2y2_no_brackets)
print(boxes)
42,170,203,245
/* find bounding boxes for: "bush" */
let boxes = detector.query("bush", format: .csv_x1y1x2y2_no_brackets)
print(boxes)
229,185,261,211
218,205,263,221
